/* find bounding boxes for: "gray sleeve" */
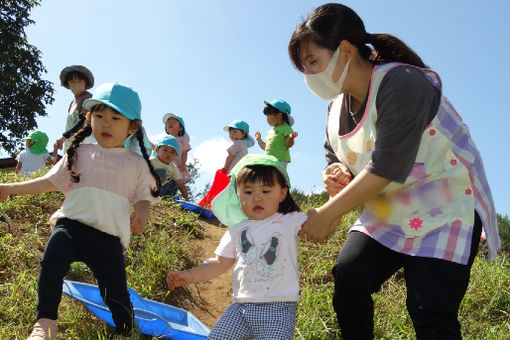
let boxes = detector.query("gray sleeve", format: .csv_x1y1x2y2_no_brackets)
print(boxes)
324,101,341,166
366,66,441,183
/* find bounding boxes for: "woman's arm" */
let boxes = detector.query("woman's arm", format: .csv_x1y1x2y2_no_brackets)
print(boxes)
300,169,390,243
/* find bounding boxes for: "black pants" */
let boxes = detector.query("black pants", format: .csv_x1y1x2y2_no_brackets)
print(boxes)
37,218,134,335
332,213,482,340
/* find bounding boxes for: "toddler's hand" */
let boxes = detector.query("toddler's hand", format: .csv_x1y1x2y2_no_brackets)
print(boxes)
166,270,192,290
255,131,261,140
291,131,298,139
130,212,147,234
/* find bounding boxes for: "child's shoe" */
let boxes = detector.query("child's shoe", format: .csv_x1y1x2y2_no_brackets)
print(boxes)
27,318,57,340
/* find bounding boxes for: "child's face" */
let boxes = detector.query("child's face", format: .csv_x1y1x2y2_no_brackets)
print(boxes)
91,107,133,148
229,128,246,141
165,117,182,137
68,75,87,96
266,112,283,127
238,177,288,220
25,140,34,149
157,145,178,164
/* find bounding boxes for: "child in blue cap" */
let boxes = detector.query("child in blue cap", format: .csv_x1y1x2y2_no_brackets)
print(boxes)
167,154,308,340
162,113,191,181
222,120,255,173
151,135,190,201
16,130,58,177
0,82,161,339
255,99,299,169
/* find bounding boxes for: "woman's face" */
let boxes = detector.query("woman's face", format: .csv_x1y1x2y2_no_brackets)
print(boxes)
299,40,335,75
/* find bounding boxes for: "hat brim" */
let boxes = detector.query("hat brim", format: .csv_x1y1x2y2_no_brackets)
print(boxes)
83,98,139,121
60,65,94,89
211,154,290,227
162,113,185,129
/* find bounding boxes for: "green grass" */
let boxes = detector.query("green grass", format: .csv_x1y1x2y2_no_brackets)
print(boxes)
1,170,509,339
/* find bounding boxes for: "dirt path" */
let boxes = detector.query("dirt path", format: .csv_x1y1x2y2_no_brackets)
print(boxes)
183,218,233,329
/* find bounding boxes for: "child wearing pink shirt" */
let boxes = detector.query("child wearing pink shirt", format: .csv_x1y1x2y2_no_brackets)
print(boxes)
0,82,161,339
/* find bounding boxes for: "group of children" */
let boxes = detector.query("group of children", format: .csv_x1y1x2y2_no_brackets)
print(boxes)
3,65,308,339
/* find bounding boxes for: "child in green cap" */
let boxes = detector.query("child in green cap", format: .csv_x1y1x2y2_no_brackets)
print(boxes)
167,154,307,340
16,130,58,177
255,99,299,169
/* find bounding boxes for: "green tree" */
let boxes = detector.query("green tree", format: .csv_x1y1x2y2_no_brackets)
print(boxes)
0,0,54,155
497,213,510,254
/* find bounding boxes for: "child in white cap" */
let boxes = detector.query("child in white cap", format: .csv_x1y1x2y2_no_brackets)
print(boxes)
222,120,255,173
255,99,298,169
167,154,308,340
151,135,190,201
16,130,58,177
55,65,95,152
0,82,161,339
162,113,191,181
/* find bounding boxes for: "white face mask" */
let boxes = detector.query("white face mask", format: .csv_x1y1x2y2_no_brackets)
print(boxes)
305,46,351,100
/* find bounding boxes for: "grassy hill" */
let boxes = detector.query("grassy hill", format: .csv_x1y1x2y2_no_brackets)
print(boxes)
0,170,509,339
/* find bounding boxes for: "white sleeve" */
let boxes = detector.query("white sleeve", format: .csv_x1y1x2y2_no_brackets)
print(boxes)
214,230,236,259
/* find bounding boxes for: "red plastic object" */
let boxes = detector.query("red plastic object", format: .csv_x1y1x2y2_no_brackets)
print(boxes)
198,168,230,209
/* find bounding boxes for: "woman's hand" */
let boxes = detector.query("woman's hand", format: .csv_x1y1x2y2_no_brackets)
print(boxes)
322,162,352,197
299,207,342,243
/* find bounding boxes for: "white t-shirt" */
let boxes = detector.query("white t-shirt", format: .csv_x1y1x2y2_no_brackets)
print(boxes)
226,140,248,173
215,212,307,303
150,156,182,182
16,149,50,177
44,144,160,248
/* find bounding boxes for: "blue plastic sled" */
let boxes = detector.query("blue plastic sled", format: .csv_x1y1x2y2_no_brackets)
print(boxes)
174,200,215,219
62,280,209,339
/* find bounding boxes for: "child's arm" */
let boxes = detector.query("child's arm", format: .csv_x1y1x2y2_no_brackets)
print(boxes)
166,255,235,290
179,150,188,171
174,179,189,201
0,177,57,201
254,131,266,150
285,131,299,148
15,162,22,175
222,152,234,172
130,200,151,234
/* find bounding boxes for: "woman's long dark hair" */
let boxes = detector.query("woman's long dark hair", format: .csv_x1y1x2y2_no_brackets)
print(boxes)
236,165,301,214
66,104,161,197
288,3,426,72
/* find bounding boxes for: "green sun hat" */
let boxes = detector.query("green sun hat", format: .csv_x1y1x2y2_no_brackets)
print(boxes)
22,130,49,155
211,154,290,227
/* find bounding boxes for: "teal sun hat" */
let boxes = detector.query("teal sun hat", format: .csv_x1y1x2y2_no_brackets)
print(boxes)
83,82,141,120
162,113,185,129
264,99,294,126
223,120,255,148
156,135,180,155
211,154,290,227
23,130,49,155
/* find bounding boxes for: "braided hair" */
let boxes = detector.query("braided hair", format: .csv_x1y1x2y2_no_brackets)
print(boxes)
134,128,161,197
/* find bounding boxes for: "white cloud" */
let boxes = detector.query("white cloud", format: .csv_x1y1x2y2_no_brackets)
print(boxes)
190,137,230,176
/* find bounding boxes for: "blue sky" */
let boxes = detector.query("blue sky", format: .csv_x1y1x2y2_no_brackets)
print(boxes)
16,0,510,216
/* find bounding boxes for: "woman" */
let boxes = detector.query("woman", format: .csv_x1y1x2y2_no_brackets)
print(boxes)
288,3,500,339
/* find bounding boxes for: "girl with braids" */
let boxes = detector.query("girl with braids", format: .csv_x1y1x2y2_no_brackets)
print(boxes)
289,3,499,339
0,82,161,339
